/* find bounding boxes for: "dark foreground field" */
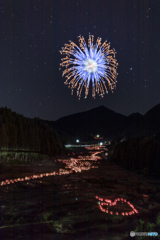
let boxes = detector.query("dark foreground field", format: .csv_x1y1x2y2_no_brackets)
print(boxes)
0,148,160,240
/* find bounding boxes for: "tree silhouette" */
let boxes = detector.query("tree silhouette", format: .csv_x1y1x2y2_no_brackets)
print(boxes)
0,124,9,148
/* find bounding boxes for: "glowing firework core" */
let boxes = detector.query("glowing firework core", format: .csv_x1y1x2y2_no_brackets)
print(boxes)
84,58,98,73
60,34,118,99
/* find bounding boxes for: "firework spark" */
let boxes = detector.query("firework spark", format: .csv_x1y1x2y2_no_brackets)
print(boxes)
59,34,118,99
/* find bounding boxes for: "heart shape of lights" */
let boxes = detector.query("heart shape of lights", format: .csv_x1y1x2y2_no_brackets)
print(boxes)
95,196,138,216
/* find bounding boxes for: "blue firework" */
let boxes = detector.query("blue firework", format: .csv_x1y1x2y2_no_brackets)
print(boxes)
59,34,118,99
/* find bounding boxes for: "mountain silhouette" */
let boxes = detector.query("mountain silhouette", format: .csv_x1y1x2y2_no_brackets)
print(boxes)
42,104,160,142
54,105,127,141
144,103,160,126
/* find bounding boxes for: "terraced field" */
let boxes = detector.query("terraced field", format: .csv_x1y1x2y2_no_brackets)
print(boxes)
0,146,160,240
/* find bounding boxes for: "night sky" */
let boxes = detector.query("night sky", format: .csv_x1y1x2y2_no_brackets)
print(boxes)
0,0,160,121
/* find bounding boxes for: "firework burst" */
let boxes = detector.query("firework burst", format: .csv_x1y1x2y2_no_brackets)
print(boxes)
59,34,118,99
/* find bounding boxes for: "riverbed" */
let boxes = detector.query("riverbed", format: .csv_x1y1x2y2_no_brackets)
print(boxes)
0,146,160,239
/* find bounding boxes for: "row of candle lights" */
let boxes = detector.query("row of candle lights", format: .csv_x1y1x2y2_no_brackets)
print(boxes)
56,150,102,173
0,146,104,186
0,145,139,219
0,171,60,186
85,145,106,150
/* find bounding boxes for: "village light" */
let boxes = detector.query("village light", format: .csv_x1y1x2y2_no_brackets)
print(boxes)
76,139,79,143
97,134,100,138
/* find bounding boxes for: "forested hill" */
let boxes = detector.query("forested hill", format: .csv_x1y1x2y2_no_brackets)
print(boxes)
110,136,160,177
0,107,64,156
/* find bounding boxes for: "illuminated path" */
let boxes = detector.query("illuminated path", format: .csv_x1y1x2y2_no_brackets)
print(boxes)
0,171,59,186
0,145,138,217
56,150,103,172
0,148,103,186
